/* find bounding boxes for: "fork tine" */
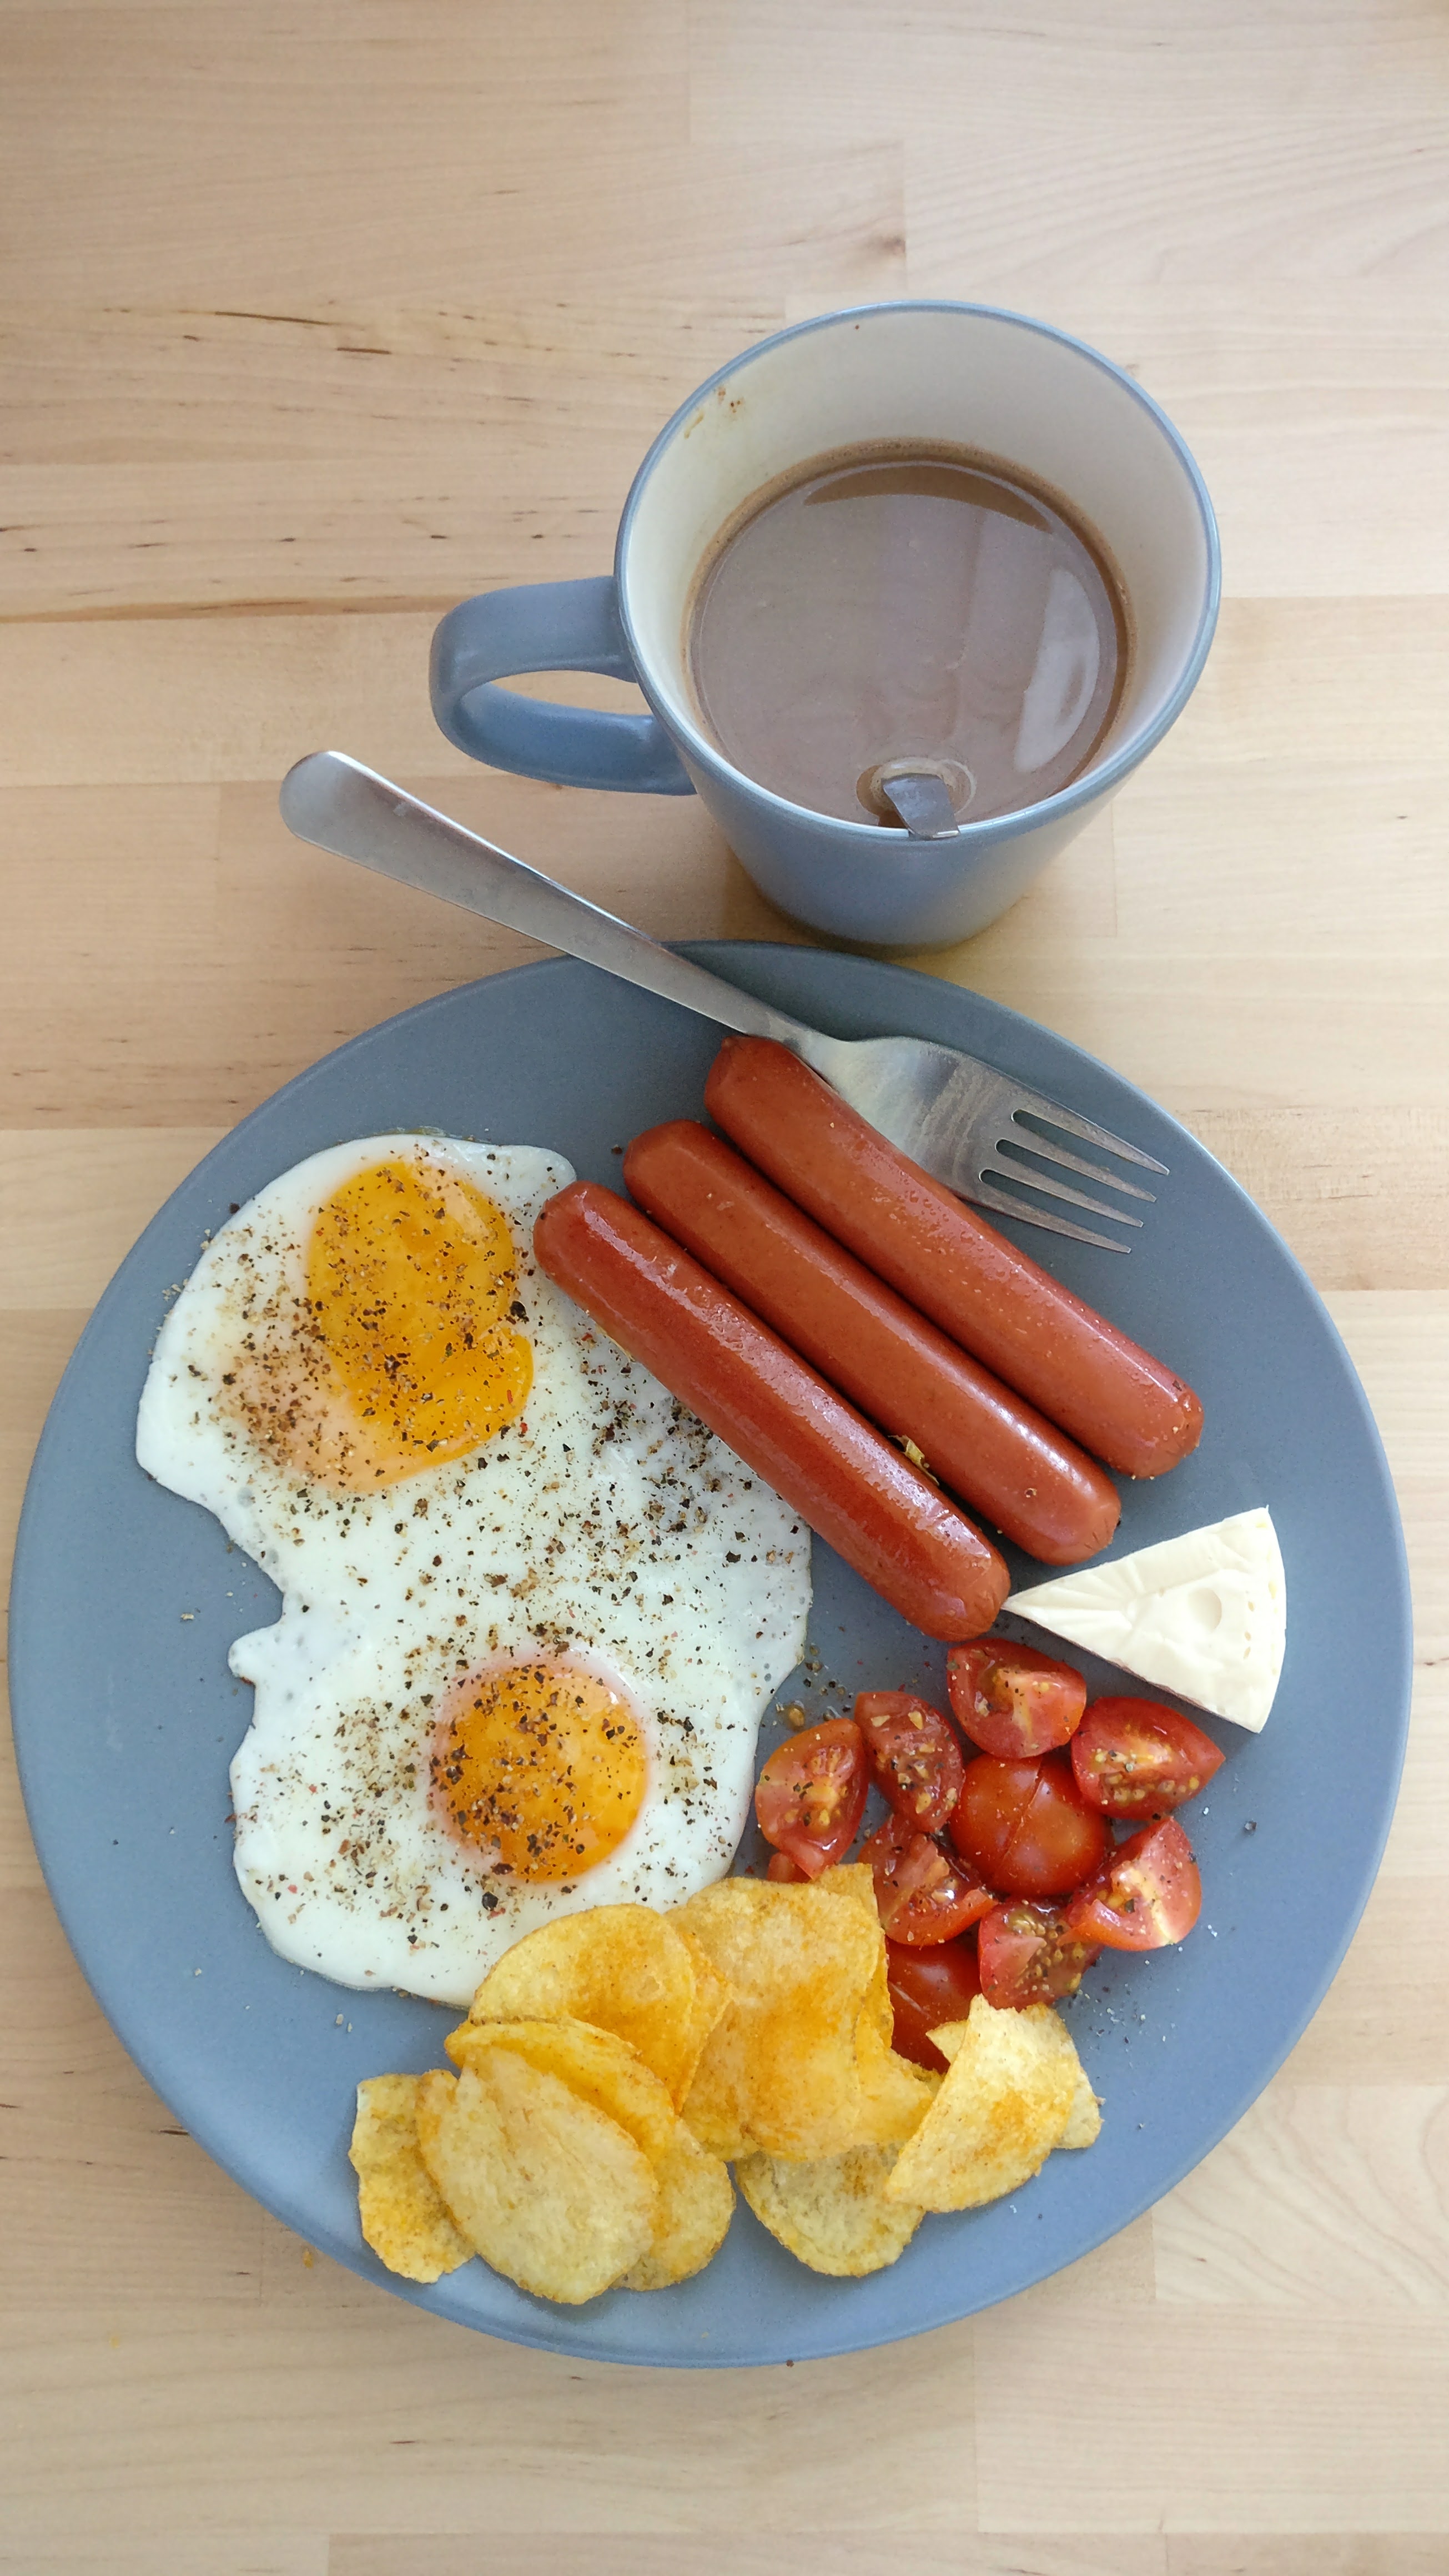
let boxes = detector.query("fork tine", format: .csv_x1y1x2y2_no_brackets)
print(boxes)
964,1177,1134,1252
789,1027,1169,1244
1010,1095,1168,1175
1001,1122,1157,1201
978,1153,1145,1229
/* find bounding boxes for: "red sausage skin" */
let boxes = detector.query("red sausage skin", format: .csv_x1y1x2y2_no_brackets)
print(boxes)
704,1037,1203,1481
623,1119,1119,1565
533,1181,1010,1642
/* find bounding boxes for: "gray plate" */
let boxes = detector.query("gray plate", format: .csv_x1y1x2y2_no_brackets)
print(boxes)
9,944,1411,2366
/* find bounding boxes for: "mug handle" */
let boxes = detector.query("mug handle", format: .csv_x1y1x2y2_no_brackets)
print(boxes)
429,576,695,794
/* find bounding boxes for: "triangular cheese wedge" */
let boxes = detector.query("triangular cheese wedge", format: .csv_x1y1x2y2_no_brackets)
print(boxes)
1005,1508,1285,1733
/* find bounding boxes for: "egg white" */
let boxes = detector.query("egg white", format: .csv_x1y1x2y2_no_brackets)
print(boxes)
137,1133,812,2004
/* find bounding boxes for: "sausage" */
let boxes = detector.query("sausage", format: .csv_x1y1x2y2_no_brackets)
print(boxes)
704,1036,1202,1481
533,1180,1010,1641
623,1119,1120,1565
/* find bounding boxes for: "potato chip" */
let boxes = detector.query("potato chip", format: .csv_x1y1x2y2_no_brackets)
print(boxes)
816,1861,894,2046
928,2007,1099,2146
668,1924,734,2105
412,2065,457,2182
356,1879,1104,2303
462,1904,724,2107
852,2016,940,2146
451,2003,732,2291
737,2143,925,2277
813,1860,881,1919
623,2124,735,2291
929,2021,968,2065
676,1876,882,2161
1059,2064,1102,2149
445,2014,676,2161
348,2074,474,2284
858,1948,893,2049
885,1996,1082,2211
416,2054,658,2304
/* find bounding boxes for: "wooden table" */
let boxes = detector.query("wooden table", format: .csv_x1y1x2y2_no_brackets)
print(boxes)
3,5,1447,2567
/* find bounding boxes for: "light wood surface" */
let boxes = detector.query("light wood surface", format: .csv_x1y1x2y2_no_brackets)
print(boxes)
3,3,1447,2567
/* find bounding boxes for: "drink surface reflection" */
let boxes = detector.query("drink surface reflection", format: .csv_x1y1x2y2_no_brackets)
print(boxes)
686,446,1129,827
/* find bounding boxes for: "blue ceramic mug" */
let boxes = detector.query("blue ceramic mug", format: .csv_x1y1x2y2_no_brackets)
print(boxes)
431,301,1219,950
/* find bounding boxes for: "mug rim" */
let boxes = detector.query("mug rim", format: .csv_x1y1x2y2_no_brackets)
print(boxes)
613,297,1221,846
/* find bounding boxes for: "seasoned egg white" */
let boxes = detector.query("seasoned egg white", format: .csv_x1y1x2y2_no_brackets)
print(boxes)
137,1133,811,2004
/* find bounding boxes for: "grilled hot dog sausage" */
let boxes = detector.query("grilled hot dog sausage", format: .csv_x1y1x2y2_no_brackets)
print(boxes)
704,1037,1202,1481
534,1180,1010,1641
623,1119,1119,1564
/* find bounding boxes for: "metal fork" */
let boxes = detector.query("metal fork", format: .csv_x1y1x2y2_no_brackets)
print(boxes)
279,752,1166,1251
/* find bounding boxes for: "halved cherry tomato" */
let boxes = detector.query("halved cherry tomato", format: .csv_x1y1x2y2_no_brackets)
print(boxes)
765,1850,807,1883
1070,1697,1225,1818
978,1901,1100,2009
856,1689,967,1832
942,1753,1038,1881
886,1935,981,2067
949,1750,1111,1900
754,1718,869,1878
947,1638,1087,1758
1063,1817,1201,1950
860,1810,995,1945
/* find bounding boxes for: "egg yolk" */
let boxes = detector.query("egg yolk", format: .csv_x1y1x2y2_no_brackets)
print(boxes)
431,1659,647,1883
234,1156,531,1491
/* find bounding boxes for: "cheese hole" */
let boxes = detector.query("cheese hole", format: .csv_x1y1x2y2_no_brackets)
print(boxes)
1182,1585,1224,1636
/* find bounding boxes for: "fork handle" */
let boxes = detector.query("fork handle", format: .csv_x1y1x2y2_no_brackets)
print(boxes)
279,752,832,1061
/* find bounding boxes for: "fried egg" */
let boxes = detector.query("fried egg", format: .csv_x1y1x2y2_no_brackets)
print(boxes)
137,1134,811,2005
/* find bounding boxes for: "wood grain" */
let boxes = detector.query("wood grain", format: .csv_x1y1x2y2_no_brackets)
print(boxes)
1153,2086,1449,2307
2,0,1447,2565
